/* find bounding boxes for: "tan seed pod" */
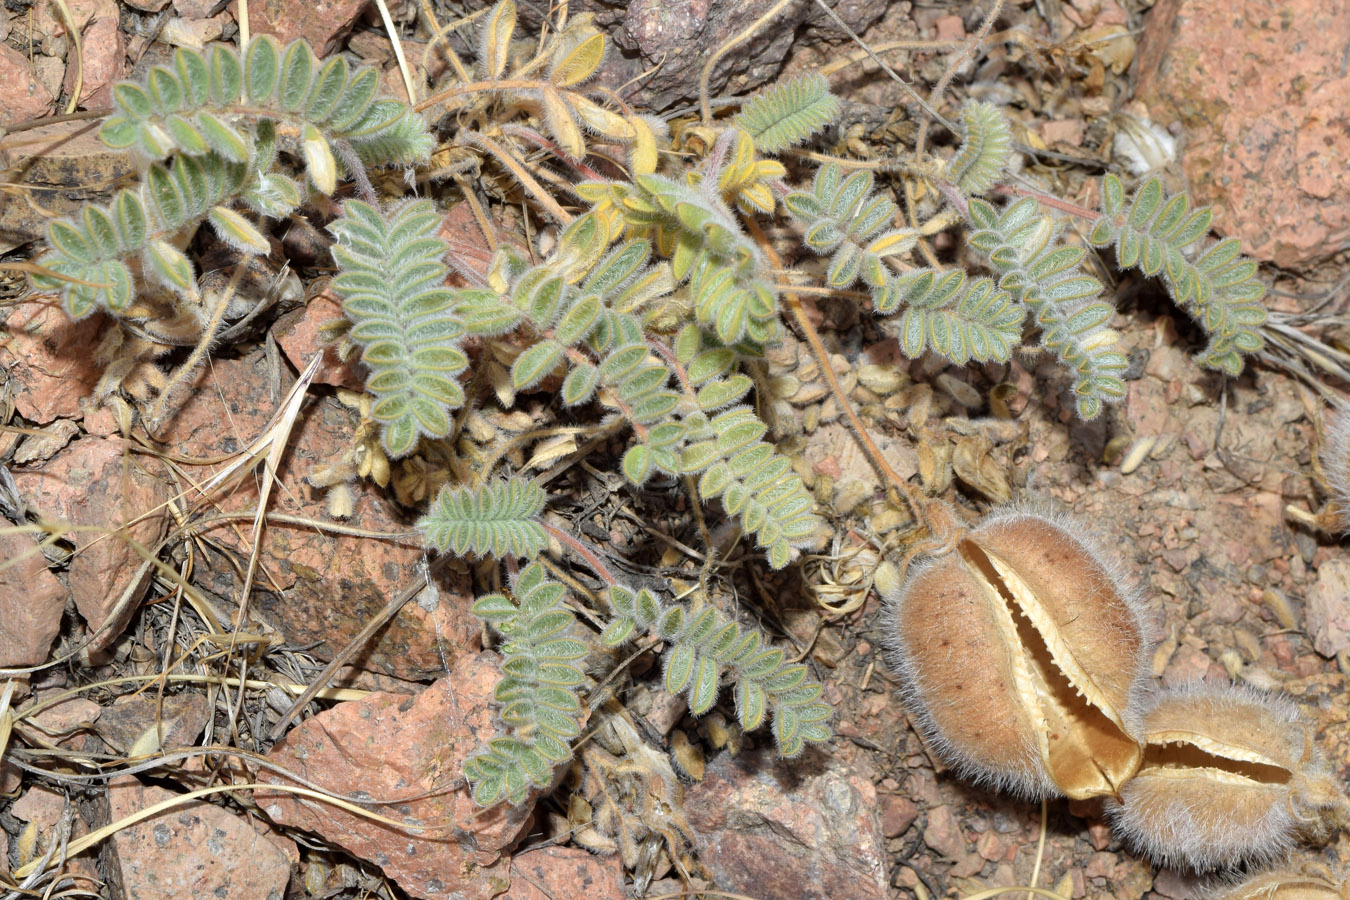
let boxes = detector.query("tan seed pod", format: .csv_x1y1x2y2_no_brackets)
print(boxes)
1319,403,1350,533
1106,681,1342,872
882,507,1150,800
1210,867,1349,900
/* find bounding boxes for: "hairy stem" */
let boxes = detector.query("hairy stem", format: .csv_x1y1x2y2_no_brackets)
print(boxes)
743,217,926,525
537,517,618,585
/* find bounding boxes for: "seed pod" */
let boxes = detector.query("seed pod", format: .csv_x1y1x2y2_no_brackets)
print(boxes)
1212,868,1348,900
1319,403,1350,533
1106,681,1341,872
882,508,1150,799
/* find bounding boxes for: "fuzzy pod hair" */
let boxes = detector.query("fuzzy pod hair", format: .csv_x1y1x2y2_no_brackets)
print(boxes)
1203,868,1349,900
1106,680,1340,873
1321,402,1350,533
881,504,1155,800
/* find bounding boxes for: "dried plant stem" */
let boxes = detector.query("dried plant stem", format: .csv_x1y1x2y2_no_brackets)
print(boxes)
415,78,562,112
916,0,1005,160
146,263,247,436
819,38,967,77
266,554,451,740
372,0,418,104
50,0,83,114
992,181,1097,219
459,131,574,223
810,0,948,128
745,218,925,524
237,0,250,49
698,0,795,126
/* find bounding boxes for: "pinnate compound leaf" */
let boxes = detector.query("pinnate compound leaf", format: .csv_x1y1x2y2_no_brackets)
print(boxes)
734,72,840,154
98,38,431,187
329,200,468,457
464,562,586,806
417,479,548,559
1088,173,1266,375
948,100,1013,195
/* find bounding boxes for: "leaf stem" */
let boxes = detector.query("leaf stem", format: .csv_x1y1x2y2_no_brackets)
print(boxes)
743,217,926,525
536,517,618,585
991,182,1097,220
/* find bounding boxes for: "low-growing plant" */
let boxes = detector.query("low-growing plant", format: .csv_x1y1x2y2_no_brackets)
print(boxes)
20,0,1281,847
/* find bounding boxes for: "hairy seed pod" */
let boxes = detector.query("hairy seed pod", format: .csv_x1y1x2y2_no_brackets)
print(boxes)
1212,867,1349,900
882,508,1150,800
1319,403,1350,533
1106,681,1341,872
1215,868,1350,900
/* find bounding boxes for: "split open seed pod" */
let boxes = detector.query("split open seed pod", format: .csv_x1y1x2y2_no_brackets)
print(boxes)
1212,869,1349,900
882,508,1150,799
1107,681,1342,872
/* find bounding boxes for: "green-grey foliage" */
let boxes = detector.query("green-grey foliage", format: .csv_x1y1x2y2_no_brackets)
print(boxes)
966,196,1127,418
785,162,918,289
671,324,819,569
33,38,431,320
463,562,587,805
1088,173,1266,375
578,174,780,346
417,480,548,558
31,140,286,317
328,200,468,457
601,584,832,757
876,269,1026,365
732,72,840,155
99,37,433,179
28,10,1276,824
448,210,820,569
947,100,1013,195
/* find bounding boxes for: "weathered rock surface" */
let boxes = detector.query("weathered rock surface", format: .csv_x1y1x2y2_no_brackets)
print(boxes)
1135,0,1350,268
1307,558,1350,659
157,350,477,680
507,846,625,900
0,304,107,424
684,749,888,900
508,0,889,112
0,121,133,252
258,653,529,899
249,0,368,54
35,0,126,109
0,530,67,666
107,775,294,900
11,436,169,650
95,691,210,754
0,45,55,126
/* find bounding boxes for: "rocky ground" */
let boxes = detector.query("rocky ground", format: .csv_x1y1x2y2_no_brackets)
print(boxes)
1,0,1349,898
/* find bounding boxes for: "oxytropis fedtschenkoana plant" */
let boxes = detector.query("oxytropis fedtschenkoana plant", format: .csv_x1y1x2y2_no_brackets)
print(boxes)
25,0,1275,814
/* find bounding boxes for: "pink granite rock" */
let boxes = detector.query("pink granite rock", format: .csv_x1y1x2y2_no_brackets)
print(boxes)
507,846,625,900
257,653,530,899
35,0,125,109
1307,558,1350,659
107,775,294,900
528,0,892,112
0,304,108,424
1135,0,1350,268
0,530,67,667
249,0,368,55
11,436,169,650
684,750,888,900
0,45,55,126
156,351,478,680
